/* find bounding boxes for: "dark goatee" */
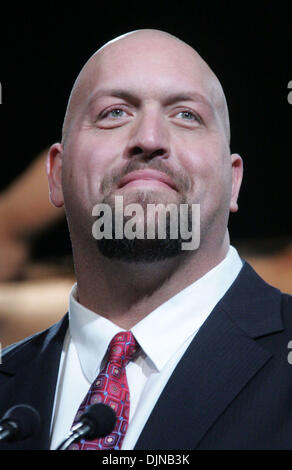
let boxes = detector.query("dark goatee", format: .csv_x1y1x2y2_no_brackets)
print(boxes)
96,210,194,263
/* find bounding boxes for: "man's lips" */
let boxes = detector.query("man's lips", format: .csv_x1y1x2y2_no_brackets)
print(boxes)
118,170,177,191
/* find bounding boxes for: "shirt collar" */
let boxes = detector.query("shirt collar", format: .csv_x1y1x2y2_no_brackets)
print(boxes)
69,292,124,383
69,245,242,381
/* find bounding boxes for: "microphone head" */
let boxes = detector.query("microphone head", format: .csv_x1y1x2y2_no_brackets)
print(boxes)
80,403,117,439
0,404,41,441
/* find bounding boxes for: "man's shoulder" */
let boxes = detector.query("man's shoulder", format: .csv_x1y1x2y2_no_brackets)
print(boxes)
233,259,291,301
1,314,68,365
280,291,292,322
218,260,292,335
281,291,292,303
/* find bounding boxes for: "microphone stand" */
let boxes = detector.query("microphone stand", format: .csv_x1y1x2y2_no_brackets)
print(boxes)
0,422,18,442
56,422,92,450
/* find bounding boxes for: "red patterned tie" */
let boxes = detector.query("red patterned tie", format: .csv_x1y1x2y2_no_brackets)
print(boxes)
68,331,138,450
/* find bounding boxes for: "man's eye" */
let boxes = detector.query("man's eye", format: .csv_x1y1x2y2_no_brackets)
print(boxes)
103,108,125,118
176,111,199,121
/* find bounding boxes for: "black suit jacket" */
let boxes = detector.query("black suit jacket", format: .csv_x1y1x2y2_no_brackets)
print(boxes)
0,261,291,450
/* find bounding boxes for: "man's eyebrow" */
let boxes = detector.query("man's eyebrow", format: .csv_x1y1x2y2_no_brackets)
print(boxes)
88,89,140,106
88,88,214,113
163,92,212,107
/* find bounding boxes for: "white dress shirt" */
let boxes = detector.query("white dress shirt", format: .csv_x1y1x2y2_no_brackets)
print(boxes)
49,245,243,450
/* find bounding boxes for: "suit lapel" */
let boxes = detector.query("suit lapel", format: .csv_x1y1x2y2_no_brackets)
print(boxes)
0,314,68,450
135,262,283,450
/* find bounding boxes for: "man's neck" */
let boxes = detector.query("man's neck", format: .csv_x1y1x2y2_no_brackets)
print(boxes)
73,235,230,329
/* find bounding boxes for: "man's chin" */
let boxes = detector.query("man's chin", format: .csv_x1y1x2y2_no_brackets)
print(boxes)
96,237,185,263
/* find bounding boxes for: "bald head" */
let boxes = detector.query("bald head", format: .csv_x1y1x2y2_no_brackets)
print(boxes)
61,29,230,146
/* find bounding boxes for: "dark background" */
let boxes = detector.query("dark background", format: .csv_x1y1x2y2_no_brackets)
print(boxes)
1,1,291,261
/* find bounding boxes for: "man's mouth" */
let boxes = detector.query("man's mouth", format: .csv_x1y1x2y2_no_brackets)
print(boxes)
118,169,177,191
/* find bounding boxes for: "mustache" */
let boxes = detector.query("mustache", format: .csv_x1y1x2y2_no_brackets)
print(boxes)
100,159,192,197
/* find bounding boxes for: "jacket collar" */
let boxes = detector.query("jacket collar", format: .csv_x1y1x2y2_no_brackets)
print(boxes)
135,262,283,449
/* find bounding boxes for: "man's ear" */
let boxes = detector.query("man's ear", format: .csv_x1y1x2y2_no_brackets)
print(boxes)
230,153,243,213
46,143,64,208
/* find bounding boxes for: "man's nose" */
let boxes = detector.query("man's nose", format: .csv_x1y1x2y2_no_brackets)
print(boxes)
125,107,170,160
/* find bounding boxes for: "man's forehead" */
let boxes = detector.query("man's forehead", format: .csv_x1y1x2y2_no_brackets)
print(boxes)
77,32,219,109
62,30,230,144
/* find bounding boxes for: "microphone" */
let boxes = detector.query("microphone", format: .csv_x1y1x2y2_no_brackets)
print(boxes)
0,404,41,442
56,403,117,450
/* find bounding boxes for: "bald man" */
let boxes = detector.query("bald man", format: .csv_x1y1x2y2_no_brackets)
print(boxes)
0,30,291,451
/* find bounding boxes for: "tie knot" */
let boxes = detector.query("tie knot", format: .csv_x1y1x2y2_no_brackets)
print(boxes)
107,331,138,367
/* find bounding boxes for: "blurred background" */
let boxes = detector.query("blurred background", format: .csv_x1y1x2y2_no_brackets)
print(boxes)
0,1,291,347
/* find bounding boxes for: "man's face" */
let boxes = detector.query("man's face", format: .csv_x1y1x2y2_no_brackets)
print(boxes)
48,32,242,257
